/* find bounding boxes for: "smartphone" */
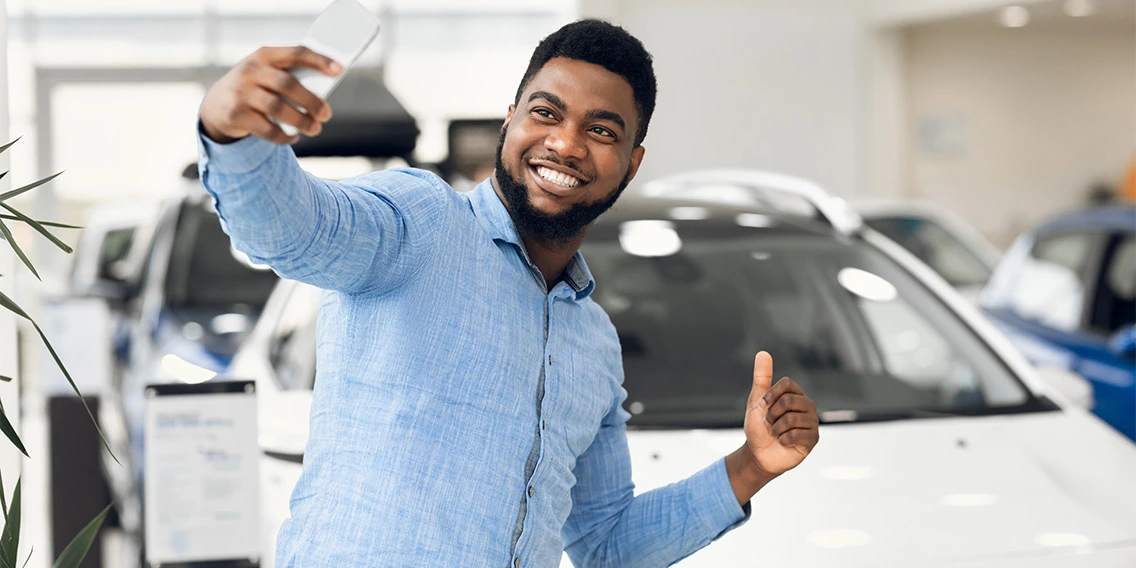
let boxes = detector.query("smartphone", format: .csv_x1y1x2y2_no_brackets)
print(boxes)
276,0,381,136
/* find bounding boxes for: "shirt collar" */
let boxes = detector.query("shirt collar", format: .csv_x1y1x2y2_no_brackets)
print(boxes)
467,179,596,299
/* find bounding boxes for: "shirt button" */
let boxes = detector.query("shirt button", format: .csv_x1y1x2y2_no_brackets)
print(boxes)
528,486,535,497
541,420,546,430
514,558,520,568
548,355,553,365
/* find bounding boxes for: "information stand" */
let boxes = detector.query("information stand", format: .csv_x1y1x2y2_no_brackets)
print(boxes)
144,381,260,568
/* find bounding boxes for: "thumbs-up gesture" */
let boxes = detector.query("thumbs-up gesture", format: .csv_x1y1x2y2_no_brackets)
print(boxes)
743,351,819,476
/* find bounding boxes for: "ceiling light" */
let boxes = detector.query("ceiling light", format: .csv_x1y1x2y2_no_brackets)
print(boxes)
668,206,710,221
619,220,682,257
838,267,898,302
1064,0,1096,17
999,6,1031,28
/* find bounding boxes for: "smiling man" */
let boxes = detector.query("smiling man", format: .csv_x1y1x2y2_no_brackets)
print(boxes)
197,19,819,567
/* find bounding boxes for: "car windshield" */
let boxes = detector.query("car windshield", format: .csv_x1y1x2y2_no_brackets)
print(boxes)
580,219,1047,428
163,202,280,358
864,215,992,288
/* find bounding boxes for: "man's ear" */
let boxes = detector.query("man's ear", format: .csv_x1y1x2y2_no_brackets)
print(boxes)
625,145,647,183
503,104,516,130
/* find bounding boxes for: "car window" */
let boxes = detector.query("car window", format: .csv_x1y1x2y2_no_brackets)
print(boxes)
96,227,135,280
269,283,322,391
864,215,992,288
1088,232,1136,336
1007,231,1097,333
581,226,1039,428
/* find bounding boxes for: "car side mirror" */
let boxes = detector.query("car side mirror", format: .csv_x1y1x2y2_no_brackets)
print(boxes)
1035,366,1094,410
1107,324,1136,360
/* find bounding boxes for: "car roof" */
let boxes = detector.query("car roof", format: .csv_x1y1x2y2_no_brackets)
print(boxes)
1035,204,1136,235
590,195,841,239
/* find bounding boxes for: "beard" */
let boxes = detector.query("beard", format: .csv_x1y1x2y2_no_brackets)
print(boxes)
494,130,632,244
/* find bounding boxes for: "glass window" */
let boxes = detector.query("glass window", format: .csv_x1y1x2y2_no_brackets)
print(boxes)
1089,233,1136,336
96,227,135,281
1007,232,1097,333
580,226,1041,428
865,215,992,288
270,283,322,391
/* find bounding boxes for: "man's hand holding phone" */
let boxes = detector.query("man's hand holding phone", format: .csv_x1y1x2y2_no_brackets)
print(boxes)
199,47,339,145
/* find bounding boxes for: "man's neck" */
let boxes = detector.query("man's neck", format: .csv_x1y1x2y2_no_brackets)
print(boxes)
521,232,585,292
490,179,585,291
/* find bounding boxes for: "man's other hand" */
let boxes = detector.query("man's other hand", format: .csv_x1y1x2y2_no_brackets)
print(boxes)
200,46,341,145
745,351,819,475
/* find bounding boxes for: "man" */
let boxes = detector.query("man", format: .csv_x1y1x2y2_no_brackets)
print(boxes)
198,19,819,567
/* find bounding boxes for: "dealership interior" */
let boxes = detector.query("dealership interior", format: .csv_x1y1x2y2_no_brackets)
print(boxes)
0,0,1134,566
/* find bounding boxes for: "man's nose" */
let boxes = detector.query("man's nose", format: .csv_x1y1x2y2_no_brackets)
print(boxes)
544,127,587,161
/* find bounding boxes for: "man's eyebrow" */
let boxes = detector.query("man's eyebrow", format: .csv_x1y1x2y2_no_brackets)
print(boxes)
584,109,626,132
527,91,566,110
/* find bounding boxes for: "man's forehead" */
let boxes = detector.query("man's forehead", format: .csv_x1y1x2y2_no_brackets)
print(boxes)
523,58,637,121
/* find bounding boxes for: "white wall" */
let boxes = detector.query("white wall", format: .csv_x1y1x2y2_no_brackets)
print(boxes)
903,22,1136,246
580,0,868,198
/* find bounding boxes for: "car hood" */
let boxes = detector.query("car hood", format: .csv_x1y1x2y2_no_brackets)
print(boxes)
626,410,1136,567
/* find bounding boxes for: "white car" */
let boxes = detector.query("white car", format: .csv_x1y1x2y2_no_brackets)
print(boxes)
854,201,1002,304
229,170,1136,567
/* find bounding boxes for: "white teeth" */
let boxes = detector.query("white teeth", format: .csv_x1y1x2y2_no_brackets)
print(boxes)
535,166,580,188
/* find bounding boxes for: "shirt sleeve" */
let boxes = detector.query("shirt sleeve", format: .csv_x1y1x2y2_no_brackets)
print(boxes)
561,386,751,567
196,127,454,295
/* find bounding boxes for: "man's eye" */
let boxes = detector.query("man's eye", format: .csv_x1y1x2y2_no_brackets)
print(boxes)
591,127,614,138
533,108,554,118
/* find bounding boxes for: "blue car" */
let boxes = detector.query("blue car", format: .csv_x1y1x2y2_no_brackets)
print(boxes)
981,205,1136,440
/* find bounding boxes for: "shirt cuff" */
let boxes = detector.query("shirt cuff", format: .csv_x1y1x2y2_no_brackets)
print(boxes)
689,457,751,541
196,120,280,175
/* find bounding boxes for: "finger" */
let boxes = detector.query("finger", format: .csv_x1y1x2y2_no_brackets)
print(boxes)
770,411,819,438
259,45,342,77
778,428,820,450
246,87,321,136
765,393,816,424
749,351,774,409
257,68,333,123
246,113,300,145
760,377,806,414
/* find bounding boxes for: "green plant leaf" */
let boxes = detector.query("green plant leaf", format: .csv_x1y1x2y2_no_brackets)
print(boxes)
0,290,118,465
0,172,63,203
0,215,80,229
0,204,71,254
51,505,109,568
18,546,31,568
0,376,9,383
0,405,27,459
0,138,20,156
0,478,22,568
0,467,8,523
0,220,38,281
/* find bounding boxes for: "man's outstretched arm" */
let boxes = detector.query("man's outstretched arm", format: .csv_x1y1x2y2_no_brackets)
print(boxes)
563,352,819,567
197,46,453,295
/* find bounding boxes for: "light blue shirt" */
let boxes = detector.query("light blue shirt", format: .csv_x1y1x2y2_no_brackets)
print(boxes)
197,132,748,567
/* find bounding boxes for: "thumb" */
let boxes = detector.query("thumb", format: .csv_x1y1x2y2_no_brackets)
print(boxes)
749,351,774,409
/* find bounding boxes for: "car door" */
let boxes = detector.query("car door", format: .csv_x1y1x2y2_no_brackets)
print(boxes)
984,228,1136,439
249,281,321,567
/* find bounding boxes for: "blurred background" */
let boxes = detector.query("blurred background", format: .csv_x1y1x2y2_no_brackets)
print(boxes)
0,0,1132,567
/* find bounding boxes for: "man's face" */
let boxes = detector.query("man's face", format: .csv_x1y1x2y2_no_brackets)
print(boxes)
495,57,646,243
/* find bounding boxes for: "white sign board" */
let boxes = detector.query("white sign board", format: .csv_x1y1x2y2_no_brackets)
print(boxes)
144,381,260,566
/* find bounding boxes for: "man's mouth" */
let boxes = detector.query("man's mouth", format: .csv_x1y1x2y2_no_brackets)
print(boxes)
530,163,585,191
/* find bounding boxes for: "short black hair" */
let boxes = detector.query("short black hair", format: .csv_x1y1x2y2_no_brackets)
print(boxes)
514,19,657,147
